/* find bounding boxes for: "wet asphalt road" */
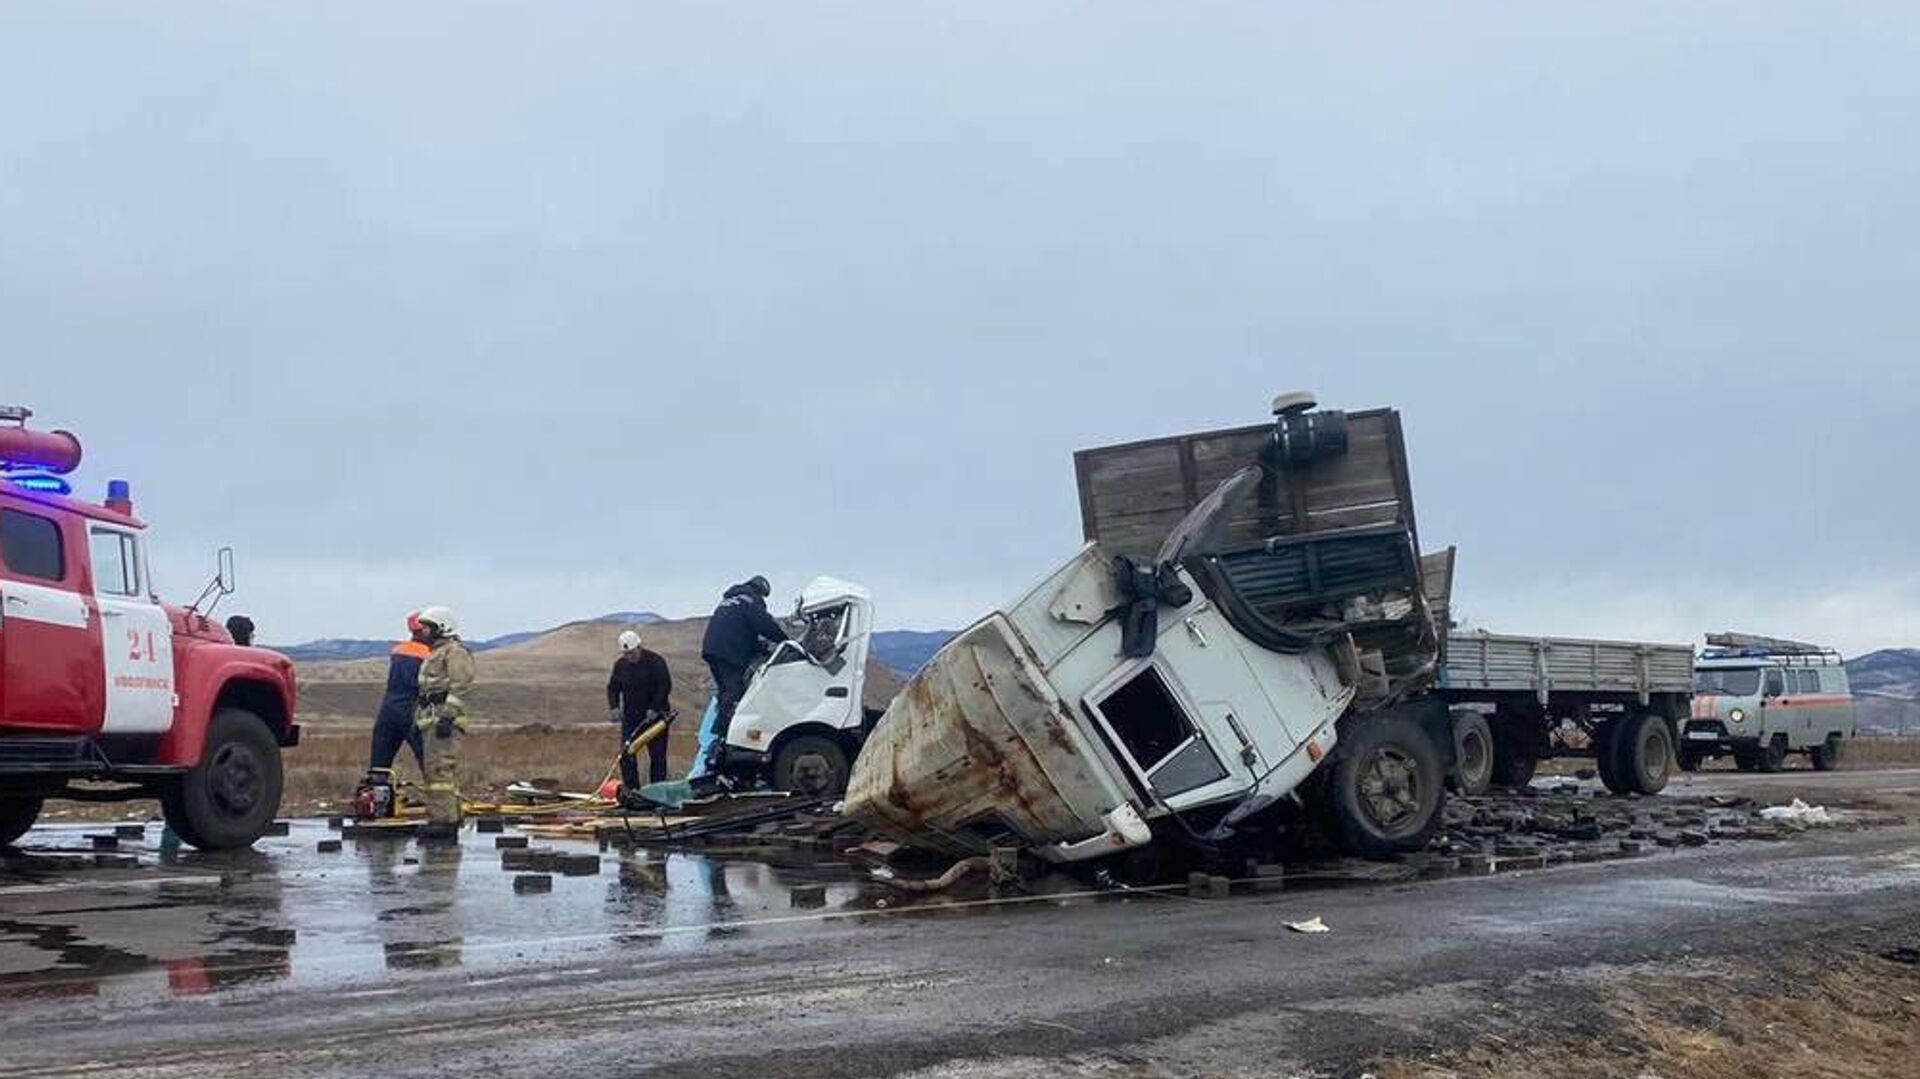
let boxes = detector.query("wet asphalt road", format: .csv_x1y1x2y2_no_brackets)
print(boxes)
2,768,1918,1078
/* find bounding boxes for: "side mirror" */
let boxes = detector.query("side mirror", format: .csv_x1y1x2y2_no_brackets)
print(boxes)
217,547,236,594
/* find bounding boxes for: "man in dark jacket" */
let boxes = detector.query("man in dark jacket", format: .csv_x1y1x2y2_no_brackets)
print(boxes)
607,629,674,788
368,611,431,774
699,575,788,771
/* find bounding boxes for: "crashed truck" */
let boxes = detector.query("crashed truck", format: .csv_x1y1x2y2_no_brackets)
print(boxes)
843,395,1695,864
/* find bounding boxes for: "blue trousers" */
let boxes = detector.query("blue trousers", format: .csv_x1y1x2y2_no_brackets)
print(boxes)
370,717,425,773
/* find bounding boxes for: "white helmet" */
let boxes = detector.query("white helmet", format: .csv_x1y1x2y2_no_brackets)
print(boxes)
416,605,458,637
617,629,643,653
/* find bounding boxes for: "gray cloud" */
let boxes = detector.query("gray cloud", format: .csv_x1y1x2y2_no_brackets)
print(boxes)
6,3,1916,654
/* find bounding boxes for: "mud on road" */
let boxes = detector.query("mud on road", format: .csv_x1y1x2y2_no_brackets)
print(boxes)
2,769,1918,1078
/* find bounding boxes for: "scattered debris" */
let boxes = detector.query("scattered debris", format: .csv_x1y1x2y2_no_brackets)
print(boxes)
1287,916,1331,934
1760,799,1833,826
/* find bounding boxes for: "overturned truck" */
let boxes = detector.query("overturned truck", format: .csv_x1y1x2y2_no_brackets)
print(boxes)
843,395,1461,863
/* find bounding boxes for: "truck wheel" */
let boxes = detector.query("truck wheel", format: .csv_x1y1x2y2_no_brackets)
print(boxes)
771,735,851,797
1614,712,1675,795
1811,734,1844,772
0,797,42,847
161,708,284,850
1757,735,1788,774
1593,720,1627,794
1448,709,1493,796
1489,725,1537,789
1326,715,1443,858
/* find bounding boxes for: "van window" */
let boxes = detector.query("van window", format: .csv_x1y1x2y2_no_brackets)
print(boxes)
1764,670,1785,698
0,508,65,581
1694,667,1760,696
1098,666,1195,772
89,528,142,597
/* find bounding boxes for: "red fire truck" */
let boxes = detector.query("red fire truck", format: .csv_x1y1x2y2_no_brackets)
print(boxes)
0,406,298,850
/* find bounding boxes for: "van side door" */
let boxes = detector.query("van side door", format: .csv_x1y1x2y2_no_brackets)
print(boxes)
0,503,103,729
1759,667,1786,739
88,525,175,733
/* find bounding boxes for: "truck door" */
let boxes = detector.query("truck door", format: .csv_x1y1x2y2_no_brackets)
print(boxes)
87,525,175,733
0,505,101,729
1087,661,1240,811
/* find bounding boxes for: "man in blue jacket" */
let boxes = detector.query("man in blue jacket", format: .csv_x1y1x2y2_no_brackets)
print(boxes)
370,611,432,770
698,575,788,774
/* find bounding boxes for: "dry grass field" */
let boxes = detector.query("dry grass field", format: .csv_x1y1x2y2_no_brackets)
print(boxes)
1375,943,1920,1079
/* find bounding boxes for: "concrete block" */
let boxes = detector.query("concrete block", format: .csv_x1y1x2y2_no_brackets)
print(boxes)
263,821,291,837
556,853,601,876
1187,871,1211,898
495,835,529,849
1205,874,1232,901
1253,864,1287,893
113,824,146,839
527,849,558,872
1461,853,1495,876
88,834,118,850
1618,839,1649,856
513,874,553,894
475,817,505,834
327,816,345,830
791,883,828,909
317,839,343,853
501,849,535,871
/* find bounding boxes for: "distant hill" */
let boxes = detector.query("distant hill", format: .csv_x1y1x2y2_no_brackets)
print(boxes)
870,630,956,675
270,611,666,663
1847,649,1920,735
1847,648,1920,700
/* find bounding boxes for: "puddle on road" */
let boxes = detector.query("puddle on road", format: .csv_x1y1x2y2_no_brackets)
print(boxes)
0,821,956,1004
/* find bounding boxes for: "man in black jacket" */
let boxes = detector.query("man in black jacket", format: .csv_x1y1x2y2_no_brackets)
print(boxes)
607,629,674,789
699,575,788,772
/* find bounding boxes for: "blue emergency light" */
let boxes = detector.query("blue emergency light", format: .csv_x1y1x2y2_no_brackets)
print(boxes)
4,469,72,495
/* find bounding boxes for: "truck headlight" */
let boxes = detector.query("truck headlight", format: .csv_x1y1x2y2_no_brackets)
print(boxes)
1728,708,1746,724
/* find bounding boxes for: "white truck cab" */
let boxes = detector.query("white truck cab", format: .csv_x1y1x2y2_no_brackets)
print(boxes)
1684,632,1854,772
846,399,1457,868
719,576,880,795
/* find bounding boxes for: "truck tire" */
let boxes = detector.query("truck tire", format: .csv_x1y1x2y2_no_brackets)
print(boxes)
1757,734,1788,774
1448,709,1493,796
0,797,42,847
161,708,284,851
1613,712,1675,795
771,734,851,797
1811,734,1844,772
1489,724,1537,789
1593,720,1627,794
1325,715,1444,858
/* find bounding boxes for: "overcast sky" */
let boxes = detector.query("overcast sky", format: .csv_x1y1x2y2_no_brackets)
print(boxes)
5,3,1916,655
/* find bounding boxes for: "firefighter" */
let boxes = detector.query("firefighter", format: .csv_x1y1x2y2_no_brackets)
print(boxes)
698,575,787,774
413,606,475,838
367,612,431,771
607,629,673,793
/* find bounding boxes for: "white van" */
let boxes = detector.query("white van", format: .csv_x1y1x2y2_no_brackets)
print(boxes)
1681,633,1855,772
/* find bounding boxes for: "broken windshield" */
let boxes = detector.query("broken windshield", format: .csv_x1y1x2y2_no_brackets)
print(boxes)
1694,667,1761,696
1154,465,1263,565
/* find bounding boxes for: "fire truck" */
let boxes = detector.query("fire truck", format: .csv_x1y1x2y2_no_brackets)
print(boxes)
0,407,298,850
